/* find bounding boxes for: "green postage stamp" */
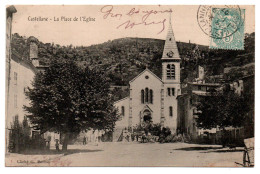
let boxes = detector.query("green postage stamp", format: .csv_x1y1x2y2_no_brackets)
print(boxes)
210,8,245,50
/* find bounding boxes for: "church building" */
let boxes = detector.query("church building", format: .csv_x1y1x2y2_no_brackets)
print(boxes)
113,18,181,141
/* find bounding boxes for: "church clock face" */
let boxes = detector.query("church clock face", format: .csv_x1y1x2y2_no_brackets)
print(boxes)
167,51,174,58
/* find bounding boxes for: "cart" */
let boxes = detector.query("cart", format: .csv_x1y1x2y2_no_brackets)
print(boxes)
243,137,254,167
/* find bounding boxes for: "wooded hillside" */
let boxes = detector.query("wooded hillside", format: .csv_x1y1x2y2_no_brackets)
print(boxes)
11,32,255,87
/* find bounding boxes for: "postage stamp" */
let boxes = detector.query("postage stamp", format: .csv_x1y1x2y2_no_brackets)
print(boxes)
209,8,245,50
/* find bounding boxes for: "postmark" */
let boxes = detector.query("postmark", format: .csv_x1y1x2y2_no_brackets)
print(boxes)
197,5,214,37
197,5,245,50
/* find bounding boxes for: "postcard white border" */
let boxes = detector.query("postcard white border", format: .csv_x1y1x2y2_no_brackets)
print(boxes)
0,0,258,173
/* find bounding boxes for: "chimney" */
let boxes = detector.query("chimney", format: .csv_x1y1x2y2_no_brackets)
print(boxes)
28,36,39,67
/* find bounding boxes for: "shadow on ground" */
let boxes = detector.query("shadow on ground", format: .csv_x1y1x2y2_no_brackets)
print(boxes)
174,146,244,153
200,149,244,153
174,146,223,151
16,149,103,155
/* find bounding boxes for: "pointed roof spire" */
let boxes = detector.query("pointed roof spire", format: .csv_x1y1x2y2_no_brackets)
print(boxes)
169,11,172,25
162,13,180,60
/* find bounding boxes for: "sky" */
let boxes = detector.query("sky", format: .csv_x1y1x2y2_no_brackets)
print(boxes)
12,5,255,47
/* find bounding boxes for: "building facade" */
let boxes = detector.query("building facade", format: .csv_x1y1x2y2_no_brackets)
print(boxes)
113,18,181,141
6,34,44,150
6,5,17,152
6,6,54,151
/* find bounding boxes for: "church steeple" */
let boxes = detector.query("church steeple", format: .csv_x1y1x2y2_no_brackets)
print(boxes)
160,13,181,133
162,14,180,60
161,13,181,83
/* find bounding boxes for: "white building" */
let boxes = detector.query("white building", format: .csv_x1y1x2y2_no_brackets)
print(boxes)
6,37,39,127
114,18,181,141
6,6,43,130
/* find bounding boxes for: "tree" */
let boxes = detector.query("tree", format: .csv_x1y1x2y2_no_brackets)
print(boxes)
8,116,31,153
24,59,119,151
196,90,251,147
196,91,250,130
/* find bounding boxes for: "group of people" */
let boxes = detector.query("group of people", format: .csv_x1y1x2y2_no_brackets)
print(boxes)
121,128,155,143
122,128,132,142
82,130,105,145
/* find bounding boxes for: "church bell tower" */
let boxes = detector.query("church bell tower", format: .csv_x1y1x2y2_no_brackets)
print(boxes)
161,14,181,133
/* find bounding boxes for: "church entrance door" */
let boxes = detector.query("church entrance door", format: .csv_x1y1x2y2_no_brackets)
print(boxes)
143,109,152,123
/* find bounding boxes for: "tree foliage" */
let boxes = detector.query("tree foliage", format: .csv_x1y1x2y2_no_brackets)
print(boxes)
12,32,254,86
24,59,119,150
224,65,254,82
196,91,250,129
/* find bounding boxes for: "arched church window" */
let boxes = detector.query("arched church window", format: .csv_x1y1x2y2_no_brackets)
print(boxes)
142,88,154,104
141,89,144,104
172,88,175,96
145,88,149,103
121,106,125,116
171,64,175,79
169,106,173,117
166,64,175,79
168,88,171,96
167,64,171,79
149,89,153,104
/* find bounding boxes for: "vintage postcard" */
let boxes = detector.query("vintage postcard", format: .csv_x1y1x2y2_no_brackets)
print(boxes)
5,5,255,167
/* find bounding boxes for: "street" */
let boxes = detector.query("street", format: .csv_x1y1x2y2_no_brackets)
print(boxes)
6,142,245,167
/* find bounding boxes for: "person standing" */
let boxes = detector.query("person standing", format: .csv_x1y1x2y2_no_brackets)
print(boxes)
55,139,60,151
83,136,87,145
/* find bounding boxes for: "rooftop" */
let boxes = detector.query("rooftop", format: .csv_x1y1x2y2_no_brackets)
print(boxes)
188,82,221,86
